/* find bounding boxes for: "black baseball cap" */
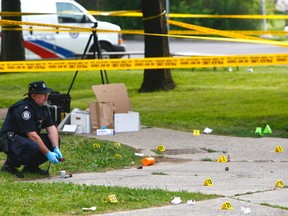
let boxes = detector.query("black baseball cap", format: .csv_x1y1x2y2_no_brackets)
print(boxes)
25,81,53,95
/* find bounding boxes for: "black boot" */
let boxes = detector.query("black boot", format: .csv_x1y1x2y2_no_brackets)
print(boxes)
1,161,24,178
23,165,49,176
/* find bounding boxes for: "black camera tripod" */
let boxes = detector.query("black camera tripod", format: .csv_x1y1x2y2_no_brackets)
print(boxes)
47,22,109,125
67,22,109,96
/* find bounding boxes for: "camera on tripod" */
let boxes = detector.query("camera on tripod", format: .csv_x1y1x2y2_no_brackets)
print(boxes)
48,22,109,125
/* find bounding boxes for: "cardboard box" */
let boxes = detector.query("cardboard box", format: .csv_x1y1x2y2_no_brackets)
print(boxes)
70,110,91,134
90,83,140,134
114,112,140,132
92,83,131,113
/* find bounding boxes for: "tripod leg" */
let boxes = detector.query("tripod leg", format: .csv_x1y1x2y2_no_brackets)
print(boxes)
104,70,109,84
93,31,109,84
67,33,94,95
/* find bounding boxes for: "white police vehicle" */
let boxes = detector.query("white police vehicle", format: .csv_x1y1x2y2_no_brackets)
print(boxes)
0,0,126,59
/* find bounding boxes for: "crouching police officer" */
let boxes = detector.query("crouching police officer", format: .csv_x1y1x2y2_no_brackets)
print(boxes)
0,81,63,177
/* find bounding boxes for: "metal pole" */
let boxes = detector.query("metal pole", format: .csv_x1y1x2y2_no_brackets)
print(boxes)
166,0,170,32
261,0,267,31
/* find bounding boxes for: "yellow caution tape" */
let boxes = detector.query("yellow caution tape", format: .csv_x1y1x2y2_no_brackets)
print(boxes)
3,25,288,48
0,19,114,33
168,19,269,42
0,12,56,16
88,10,288,19
2,11,288,19
0,11,91,17
0,54,287,73
90,10,141,17
143,10,166,21
168,14,288,19
1,18,288,48
1,16,288,50
0,18,286,38
168,30,288,36
167,19,288,48
2,26,288,37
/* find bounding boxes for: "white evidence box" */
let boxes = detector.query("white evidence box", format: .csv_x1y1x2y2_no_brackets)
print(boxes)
70,111,91,134
114,112,140,133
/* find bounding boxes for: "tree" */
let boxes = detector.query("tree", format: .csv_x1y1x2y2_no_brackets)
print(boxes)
1,0,25,61
139,0,176,92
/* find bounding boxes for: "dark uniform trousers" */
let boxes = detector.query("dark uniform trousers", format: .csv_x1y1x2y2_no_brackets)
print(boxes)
6,134,56,167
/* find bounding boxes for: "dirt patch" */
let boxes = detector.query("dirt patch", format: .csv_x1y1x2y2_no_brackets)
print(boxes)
154,156,193,163
161,148,204,155
135,148,197,163
152,148,204,163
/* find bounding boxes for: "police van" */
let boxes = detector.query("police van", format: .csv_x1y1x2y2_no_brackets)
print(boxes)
0,0,126,59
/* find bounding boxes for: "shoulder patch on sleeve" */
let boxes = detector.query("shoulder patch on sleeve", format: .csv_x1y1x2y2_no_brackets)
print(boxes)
22,110,31,120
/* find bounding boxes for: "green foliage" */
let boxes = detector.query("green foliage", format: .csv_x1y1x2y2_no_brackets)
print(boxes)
75,0,279,31
170,0,268,30
77,0,143,30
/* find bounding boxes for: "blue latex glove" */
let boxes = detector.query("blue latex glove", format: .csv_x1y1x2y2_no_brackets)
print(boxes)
53,147,63,159
45,151,59,164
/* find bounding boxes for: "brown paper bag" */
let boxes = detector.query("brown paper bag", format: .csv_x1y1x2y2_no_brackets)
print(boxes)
89,102,98,133
89,102,114,133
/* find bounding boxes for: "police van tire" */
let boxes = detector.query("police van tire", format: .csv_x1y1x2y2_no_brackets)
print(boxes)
99,43,112,59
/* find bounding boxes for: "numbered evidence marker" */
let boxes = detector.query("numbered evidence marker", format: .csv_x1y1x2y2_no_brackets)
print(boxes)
275,146,284,153
217,155,227,163
193,130,200,136
93,143,101,148
263,124,272,134
255,127,263,136
106,194,118,203
221,202,233,210
156,145,166,152
275,180,285,188
114,142,121,148
204,178,213,186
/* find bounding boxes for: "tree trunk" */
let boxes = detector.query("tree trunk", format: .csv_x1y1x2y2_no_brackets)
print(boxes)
1,0,25,61
139,0,176,92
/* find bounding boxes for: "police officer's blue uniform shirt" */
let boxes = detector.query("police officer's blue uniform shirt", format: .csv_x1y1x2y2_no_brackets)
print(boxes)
1,97,54,136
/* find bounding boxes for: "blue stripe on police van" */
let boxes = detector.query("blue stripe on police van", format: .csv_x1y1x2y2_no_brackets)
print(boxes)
30,40,76,58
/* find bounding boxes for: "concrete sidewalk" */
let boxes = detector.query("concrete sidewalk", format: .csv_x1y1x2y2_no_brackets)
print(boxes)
36,127,288,215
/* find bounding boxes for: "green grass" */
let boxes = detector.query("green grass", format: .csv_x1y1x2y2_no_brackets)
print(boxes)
1,65,288,137
0,135,220,215
261,203,288,211
200,147,219,153
0,134,142,176
0,179,219,215
201,157,213,161
1,66,287,214
53,135,141,173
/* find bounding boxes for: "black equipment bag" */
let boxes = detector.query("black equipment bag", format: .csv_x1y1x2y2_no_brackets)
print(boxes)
48,92,71,125
48,92,71,113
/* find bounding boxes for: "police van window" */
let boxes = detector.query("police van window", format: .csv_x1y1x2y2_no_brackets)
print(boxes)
56,2,89,23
